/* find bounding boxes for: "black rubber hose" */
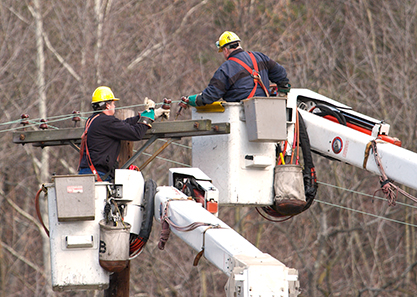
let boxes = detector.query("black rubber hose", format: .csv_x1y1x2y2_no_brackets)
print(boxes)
314,104,347,126
298,111,318,210
138,179,156,241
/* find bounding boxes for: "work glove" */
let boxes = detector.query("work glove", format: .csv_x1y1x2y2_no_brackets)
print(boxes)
139,97,155,126
155,107,170,120
277,82,291,94
179,94,199,108
144,97,156,110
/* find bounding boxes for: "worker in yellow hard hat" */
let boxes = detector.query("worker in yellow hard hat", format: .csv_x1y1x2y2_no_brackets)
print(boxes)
215,30,241,53
180,31,290,107
78,86,170,181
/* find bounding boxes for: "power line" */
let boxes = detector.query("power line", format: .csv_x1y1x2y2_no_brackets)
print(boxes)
317,181,417,209
315,199,417,228
0,101,182,133
140,151,191,168
315,181,417,228
131,138,191,168
155,138,191,150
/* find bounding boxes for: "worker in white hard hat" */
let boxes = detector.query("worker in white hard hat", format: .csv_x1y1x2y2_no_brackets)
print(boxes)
78,86,170,181
180,31,290,107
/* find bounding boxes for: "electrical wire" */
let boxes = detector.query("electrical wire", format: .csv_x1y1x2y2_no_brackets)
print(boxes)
135,138,191,168
255,180,417,228
0,100,182,133
315,199,417,228
140,151,191,168
317,181,417,210
315,181,417,228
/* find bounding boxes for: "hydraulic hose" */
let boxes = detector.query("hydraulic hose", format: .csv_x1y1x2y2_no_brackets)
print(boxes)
35,186,50,237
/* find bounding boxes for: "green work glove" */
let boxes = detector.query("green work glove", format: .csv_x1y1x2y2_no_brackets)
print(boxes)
139,97,155,126
277,83,291,94
140,109,155,121
187,94,198,107
179,94,199,107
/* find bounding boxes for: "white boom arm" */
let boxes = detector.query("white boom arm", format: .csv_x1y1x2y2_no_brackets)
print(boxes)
299,109,417,190
288,89,417,192
154,186,300,297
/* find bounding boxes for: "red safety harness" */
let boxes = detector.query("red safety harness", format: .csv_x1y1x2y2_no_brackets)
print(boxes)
228,51,270,98
78,114,103,181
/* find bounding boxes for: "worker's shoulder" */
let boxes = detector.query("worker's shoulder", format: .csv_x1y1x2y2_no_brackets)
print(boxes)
249,50,271,60
91,113,119,126
232,50,271,62
218,59,239,72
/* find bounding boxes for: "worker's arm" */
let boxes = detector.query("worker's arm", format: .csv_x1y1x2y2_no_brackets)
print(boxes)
199,67,230,104
264,56,291,93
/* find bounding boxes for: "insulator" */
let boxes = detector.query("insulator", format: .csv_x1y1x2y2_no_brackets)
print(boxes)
39,119,48,130
20,114,29,126
72,110,81,122
162,98,172,110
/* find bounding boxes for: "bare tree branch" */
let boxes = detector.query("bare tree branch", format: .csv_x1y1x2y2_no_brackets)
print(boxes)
1,241,47,280
42,33,81,81
127,0,208,70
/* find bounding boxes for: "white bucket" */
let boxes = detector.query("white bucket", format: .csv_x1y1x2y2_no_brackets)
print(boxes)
273,164,307,215
99,220,131,272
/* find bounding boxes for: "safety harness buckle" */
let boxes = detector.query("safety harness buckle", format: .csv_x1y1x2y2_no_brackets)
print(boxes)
250,69,259,78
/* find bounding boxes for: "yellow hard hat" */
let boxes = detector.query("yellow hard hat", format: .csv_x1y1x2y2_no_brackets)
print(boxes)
91,86,119,103
216,31,240,52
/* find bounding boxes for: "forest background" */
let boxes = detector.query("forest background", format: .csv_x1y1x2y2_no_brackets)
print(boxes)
1,0,417,296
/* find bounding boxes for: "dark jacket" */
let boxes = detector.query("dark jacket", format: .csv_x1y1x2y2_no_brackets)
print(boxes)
79,112,149,177
201,49,288,104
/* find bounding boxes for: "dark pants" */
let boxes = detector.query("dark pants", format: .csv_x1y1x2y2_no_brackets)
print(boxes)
78,167,112,182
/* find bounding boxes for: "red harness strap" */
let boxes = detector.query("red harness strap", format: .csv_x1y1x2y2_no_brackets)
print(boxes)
228,52,270,98
78,114,103,181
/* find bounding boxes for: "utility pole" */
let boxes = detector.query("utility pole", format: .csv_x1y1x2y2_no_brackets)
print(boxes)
104,109,134,297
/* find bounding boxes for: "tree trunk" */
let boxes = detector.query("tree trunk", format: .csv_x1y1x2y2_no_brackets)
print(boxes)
104,109,134,297
33,0,52,295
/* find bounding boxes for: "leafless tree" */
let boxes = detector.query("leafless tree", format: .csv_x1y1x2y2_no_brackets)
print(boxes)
0,0,417,296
